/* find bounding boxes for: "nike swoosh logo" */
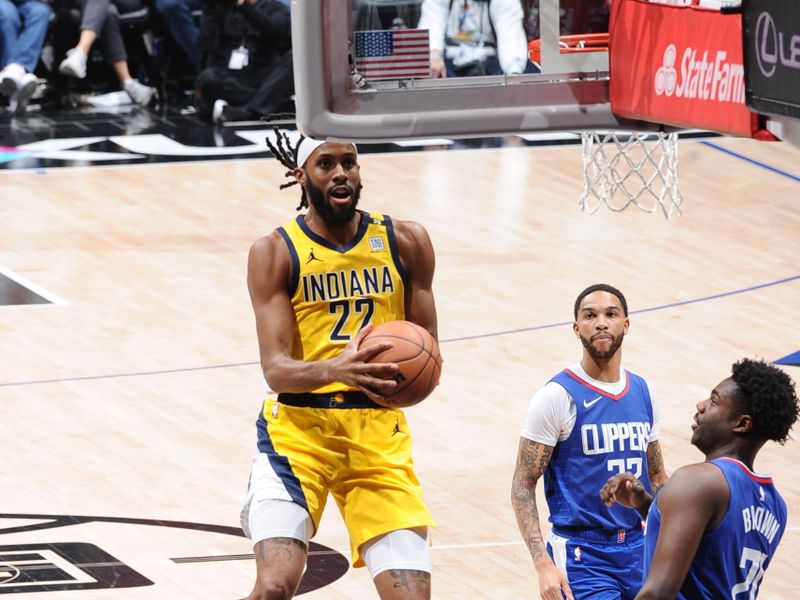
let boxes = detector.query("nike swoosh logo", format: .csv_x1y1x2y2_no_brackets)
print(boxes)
583,395,604,408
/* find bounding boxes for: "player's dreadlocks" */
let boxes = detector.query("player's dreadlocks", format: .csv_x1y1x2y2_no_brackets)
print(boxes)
731,358,799,444
264,123,309,211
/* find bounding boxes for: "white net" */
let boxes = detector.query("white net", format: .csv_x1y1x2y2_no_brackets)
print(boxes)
579,131,683,219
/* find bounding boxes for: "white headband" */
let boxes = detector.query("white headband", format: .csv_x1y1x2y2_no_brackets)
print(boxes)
295,138,327,169
295,137,358,168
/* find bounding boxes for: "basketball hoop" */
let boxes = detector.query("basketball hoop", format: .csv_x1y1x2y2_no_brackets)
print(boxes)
528,33,609,65
579,130,684,219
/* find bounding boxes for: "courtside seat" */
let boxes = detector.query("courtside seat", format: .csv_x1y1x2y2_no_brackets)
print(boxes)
120,7,150,24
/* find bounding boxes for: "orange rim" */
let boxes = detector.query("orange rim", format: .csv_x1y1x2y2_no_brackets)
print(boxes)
528,33,609,63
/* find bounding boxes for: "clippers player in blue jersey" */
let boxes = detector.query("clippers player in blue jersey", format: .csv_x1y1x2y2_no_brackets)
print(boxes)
512,284,669,600
601,359,799,599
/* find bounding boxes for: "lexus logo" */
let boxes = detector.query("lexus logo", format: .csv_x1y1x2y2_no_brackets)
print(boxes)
755,12,778,78
754,11,800,79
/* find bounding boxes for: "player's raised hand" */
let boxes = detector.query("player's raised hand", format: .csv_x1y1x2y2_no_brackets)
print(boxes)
599,472,651,509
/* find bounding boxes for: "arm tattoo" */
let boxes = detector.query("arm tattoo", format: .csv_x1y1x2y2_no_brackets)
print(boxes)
511,439,555,564
647,441,667,495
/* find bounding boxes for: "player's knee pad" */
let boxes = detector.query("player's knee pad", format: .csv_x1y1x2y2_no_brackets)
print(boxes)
362,527,431,578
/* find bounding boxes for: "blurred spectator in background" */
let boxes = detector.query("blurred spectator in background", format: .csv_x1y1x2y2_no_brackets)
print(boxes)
522,0,610,41
418,0,533,77
58,0,156,106
194,0,293,124
0,0,52,113
155,0,202,72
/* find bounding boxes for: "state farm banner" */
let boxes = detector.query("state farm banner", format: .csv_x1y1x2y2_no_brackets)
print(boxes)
742,0,800,119
609,0,761,137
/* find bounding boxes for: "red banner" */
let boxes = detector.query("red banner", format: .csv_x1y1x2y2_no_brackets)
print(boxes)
609,0,764,137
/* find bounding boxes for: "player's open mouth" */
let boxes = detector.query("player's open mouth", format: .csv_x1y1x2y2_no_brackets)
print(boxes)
330,186,352,200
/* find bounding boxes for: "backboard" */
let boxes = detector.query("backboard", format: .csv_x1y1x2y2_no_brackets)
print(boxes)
291,0,800,150
291,0,632,142
741,0,800,148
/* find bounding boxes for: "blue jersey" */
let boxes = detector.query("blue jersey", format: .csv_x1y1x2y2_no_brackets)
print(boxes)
546,369,655,532
643,458,787,599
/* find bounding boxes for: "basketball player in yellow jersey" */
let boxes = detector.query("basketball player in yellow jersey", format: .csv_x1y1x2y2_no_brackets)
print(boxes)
240,130,438,600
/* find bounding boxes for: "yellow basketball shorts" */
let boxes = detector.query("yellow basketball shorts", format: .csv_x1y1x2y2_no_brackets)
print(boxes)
253,395,435,567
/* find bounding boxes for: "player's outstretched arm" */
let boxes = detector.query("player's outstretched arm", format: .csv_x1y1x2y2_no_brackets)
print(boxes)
247,233,399,400
635,464,728,600
511,438,574,600
394,220,438,339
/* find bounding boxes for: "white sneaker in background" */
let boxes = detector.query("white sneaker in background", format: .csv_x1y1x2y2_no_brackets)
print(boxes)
124,79,156,106
59,48,88,79
14,73,39,113
0,63,24,97
212,99,228,124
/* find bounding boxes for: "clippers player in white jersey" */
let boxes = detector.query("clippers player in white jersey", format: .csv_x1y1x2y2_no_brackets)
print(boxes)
512,284,669,599
601,359,799,599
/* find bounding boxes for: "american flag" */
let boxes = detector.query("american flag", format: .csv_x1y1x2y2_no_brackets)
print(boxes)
354,29,431,80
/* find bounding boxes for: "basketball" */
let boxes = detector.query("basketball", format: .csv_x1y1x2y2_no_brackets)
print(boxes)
359,320,443,408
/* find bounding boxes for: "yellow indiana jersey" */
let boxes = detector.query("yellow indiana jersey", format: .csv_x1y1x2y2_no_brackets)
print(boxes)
277,210,407,393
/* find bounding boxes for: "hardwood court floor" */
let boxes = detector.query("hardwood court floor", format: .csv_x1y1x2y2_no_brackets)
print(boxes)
1,137,799,598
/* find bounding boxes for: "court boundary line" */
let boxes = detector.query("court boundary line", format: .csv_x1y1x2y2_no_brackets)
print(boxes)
701,141,800,183
1,274,798,388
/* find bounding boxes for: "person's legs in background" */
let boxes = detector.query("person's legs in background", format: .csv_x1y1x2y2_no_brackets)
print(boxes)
194,65,256,122
59,0,155,106
0,0,52,113
201,52,295,124
97,0,156,105
244,50,294,120
154,0,201,72
58,0,108,79
0,0,18,71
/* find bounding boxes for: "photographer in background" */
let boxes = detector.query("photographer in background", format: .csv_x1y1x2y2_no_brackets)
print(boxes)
193,0,293,124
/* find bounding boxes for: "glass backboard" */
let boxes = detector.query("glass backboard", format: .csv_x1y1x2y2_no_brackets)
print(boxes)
291,0,641,142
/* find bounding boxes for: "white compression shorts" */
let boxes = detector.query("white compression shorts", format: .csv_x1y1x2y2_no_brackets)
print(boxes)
361,528,431,578
241,453,315,544
242,497,314,546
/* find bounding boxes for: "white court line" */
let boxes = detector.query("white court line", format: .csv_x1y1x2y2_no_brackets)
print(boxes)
432,529,800,549
432,540,525,551
0,264,67,306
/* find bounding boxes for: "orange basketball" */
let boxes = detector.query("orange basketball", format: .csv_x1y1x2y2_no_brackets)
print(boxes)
359,320,442,408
